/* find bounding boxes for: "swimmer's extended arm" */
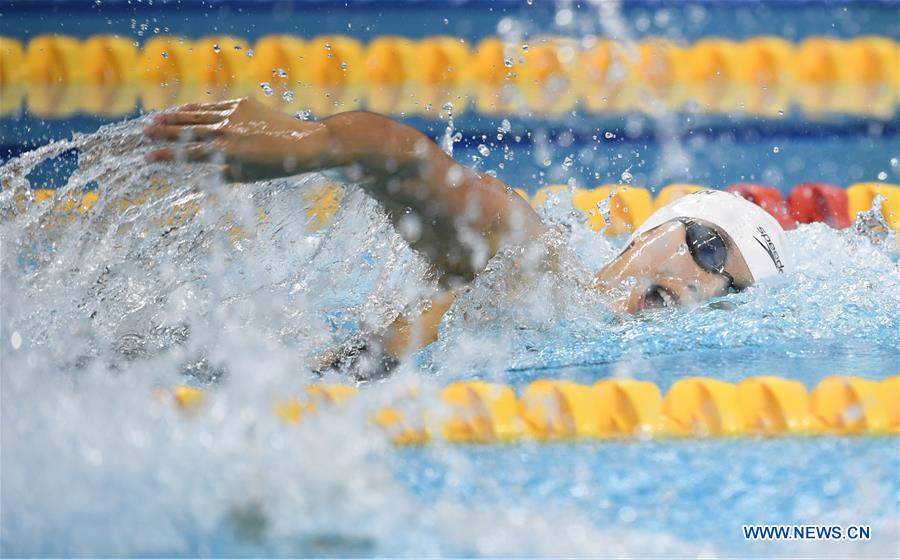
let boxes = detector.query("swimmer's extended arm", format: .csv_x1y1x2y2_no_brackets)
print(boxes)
144,97,546,284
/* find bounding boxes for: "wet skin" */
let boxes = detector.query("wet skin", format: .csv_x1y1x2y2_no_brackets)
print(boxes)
594,220,754,314
144,98,754,358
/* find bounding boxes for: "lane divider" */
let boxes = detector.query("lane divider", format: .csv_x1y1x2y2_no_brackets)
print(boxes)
19,182,900,234
1,34,897,117
5,34,897,88
847,182,900,230
158,375,900,442
525,182,899,233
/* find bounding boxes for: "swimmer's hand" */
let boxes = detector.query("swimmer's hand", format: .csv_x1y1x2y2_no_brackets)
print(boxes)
144,98,331,182
144,99,546,284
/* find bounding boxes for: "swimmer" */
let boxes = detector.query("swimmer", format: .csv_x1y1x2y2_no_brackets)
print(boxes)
144,98,790,374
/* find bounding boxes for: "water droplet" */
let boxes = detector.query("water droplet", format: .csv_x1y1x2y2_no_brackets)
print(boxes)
877,171,888,180
272,68,288,78
446,165,464,186
397,214,422,243
620,171,633,183
441,106,457,156
443,18,449,24
597,193,614,233
604,131,616,139
233,44,242,51
477,144,491,157
504,57,513,68
324,42,332,50
246,48,254,59
890,157,898,168
260,82,274,96
555,8,574,27
212,43,221,54
542,157,552,167
10,331,22,350
562,155,574,168
772,146,780,154
777,109,785,116
522,43,529,52
500,119,512,133
341,62,348,72
294,110,312,121
282,90,295,102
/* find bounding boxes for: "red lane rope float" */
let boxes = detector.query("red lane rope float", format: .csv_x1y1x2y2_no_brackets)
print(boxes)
725,183,798,230
787,182,851,229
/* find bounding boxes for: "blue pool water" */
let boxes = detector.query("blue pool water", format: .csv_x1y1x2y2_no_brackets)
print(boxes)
4,0,900,43
2,1,899,557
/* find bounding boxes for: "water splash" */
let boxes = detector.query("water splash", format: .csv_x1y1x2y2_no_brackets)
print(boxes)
2,116,898,557
851,193,892,243
1,116,432,380
439,102,461,156
424,188,899,381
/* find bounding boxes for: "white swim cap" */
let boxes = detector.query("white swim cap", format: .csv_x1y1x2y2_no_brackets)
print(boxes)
631,190,791,283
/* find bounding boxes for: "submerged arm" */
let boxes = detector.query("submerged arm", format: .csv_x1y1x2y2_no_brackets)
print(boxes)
144,98,546,285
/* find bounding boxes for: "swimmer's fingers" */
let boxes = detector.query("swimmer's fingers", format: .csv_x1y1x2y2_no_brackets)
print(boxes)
143,123,222,142
145,143,285,182
145,145,243,181
177,99,240,113
152,111,229,126
145,142,224,163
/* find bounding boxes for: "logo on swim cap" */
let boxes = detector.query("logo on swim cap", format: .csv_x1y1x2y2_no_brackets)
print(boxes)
752,226,784,274
628,190,792,283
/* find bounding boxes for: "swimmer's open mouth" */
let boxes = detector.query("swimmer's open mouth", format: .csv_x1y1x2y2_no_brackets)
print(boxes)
640,284,678,310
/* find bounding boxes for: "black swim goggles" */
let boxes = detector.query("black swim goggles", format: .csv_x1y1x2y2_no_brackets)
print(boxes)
675,217,740,293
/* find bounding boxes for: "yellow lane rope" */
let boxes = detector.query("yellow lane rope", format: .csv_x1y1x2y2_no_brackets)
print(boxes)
1,34,897,117
19,182,900,233
159,375,900,443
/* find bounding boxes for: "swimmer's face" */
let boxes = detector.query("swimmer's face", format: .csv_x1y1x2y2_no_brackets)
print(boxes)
594,219,754,314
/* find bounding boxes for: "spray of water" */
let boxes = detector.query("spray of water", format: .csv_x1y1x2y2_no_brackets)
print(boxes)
2,102,898,557
1,117,435,379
